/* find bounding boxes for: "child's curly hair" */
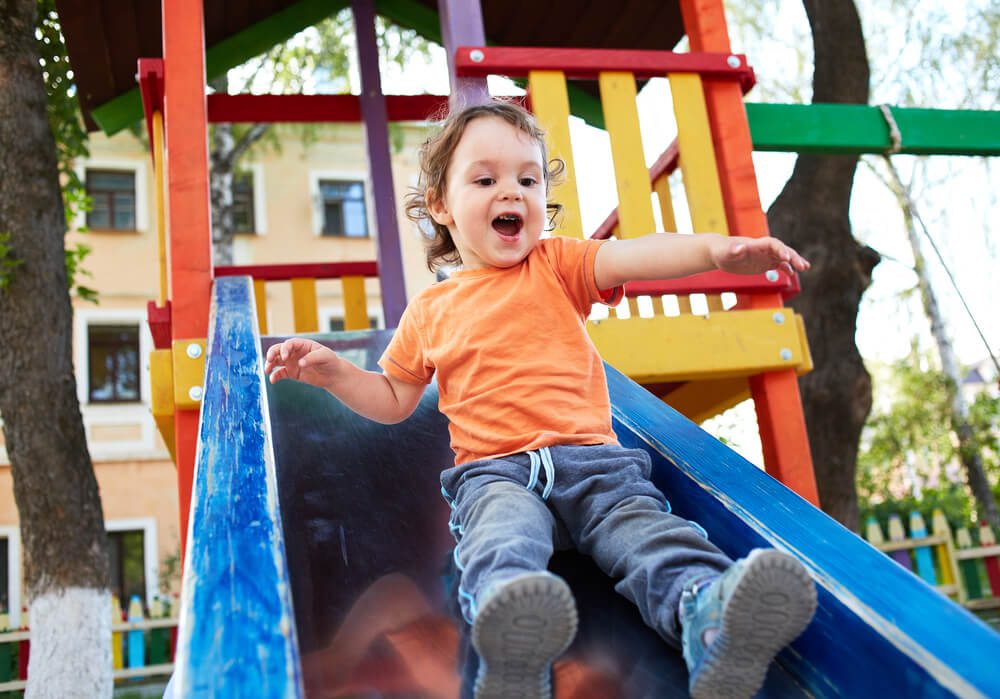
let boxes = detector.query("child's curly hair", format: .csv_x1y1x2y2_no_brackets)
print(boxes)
405,100,565,272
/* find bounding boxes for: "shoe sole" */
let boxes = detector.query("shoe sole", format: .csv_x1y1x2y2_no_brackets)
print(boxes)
690,549,817,699
472,573,578,699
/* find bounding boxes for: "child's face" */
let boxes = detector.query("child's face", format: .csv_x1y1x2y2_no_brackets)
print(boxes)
428,116,548,271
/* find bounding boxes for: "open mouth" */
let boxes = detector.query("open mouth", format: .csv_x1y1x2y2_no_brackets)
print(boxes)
492,213,523,240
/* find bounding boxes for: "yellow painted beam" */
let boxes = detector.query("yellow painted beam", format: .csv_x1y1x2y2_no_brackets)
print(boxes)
528,70,584,240
342,275,369,331
172,339,206,410
291,277,319,333
149,348,176,462
653,173,678,233
668,73,728,235
599,72,656,239
588,309,808,383
660,376,750,424
253,279,269,334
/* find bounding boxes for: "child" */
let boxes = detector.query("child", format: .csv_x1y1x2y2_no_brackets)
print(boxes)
265,101,817,699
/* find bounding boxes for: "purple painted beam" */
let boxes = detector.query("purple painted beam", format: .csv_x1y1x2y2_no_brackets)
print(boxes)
352,0,407,328
437,0,490,108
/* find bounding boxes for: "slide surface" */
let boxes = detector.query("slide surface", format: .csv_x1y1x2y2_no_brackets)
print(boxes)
175,277,1000,698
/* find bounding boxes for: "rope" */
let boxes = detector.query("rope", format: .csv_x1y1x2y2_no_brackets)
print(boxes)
879,104,903,155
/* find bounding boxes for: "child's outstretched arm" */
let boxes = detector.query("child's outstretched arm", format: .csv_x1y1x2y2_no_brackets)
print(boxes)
264,338,424,424
593,232,810,290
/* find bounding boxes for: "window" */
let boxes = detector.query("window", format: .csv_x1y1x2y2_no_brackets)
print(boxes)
329,317,379,332
88,324,140,403
86,169,136,230
320,180,368,237
108,529,146,615
232,172,256,234
0,538,8,614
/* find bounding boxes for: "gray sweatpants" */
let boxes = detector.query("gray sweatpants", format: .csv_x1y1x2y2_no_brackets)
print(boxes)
440,443,732,646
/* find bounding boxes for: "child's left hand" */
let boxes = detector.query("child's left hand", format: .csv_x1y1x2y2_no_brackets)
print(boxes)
711,236,810,276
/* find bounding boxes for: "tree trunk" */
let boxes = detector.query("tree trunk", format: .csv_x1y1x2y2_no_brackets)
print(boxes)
766,0,879,530
209,74,269,265
879,156,1000,529
0,2,111,696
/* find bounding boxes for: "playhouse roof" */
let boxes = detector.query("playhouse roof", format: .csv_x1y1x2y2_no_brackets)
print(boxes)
54,0,685,133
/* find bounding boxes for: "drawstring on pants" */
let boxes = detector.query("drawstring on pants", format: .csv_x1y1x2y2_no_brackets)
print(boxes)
527,446,555,500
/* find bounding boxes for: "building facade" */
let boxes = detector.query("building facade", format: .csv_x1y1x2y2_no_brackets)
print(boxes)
0,121,436,618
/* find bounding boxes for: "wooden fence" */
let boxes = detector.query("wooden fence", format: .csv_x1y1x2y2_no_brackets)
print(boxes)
0,594,178,694
865,509,1000,610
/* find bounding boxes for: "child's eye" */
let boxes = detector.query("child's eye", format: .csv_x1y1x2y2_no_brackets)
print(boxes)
474,177,495,186
520,177,539,187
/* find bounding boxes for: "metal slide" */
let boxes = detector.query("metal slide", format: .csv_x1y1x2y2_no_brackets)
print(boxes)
171,277,1000,698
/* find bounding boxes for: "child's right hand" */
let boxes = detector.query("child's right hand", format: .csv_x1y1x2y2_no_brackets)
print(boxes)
264,338,343,389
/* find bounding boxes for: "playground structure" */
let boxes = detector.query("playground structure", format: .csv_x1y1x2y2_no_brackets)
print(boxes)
48,0,1000,696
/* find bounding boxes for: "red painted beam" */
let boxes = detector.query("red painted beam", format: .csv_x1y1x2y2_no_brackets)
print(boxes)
205,94,449,124
624,269,799,300
455,47,755,91
137,58,164,165
214,261,379,280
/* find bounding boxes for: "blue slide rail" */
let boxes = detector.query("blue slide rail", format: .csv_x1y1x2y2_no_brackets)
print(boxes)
172,275,1000,697
173,277,303,698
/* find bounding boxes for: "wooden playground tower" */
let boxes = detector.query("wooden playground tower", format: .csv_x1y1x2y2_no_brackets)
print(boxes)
131,0,820,555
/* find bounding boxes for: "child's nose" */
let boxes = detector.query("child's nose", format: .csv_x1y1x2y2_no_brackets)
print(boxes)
499,187,523,201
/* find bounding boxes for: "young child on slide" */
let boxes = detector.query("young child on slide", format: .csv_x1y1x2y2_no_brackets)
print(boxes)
265,100,817,699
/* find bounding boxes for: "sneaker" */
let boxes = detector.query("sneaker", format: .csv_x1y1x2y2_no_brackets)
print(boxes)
680,549,817,699
471,572,578,699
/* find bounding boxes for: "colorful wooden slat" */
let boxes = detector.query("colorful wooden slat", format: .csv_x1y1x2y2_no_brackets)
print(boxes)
206,93,448,124
865,516,886,546
354,0,408,329
148,598,171,666
127,596,145,674
980,521,1000,596
253,279,269,335
931,510,962,600
152,110,168,307
341,276,369,331
454,47,754,88
887,515,914,571
588,309,809,383
163,0,214,564
111,595,123,671
216,261,378,280
955,528,984,600
909,512,939,586
290,278,319,333
527,70,584,240
668,73,728,236
662,376,750,424
597,72,656,240
679,0,818,504
598,71,657,316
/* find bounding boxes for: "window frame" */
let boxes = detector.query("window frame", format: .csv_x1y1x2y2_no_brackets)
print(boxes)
73,157,149,233
85,169,138,232
309,171,372,239
0,527,21,621
86,323,142,405
106,518,159,613
231,163,267,236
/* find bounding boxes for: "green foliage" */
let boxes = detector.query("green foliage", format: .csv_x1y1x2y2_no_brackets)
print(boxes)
0,232,24,293
36,0,98,304
857,350,1000,529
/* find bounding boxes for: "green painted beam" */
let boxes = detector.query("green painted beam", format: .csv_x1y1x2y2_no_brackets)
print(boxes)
91,0,345,135
746,103,1000,156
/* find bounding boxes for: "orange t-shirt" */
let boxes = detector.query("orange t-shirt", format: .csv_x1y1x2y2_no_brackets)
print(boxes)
379,236,624,465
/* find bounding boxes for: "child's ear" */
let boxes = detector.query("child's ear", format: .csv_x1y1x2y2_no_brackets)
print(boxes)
427,188,454,226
